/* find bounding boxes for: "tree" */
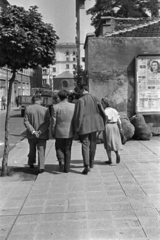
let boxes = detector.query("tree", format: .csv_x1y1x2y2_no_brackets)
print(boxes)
86,0,159,29
74,65,86,93
0,5,59,176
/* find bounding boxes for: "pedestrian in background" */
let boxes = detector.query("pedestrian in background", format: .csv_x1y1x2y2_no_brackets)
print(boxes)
1,95,6,110
15,96,19,107
24,93,50,173
73,85,105,174
101,97,122,165
51,90,75,173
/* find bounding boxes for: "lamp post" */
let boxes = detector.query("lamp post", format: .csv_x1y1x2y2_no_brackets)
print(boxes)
76,0,85,67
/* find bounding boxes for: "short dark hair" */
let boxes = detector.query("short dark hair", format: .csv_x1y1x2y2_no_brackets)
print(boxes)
32,93,42,103
80,85,89,92
58,90,68,100
101,97,111,109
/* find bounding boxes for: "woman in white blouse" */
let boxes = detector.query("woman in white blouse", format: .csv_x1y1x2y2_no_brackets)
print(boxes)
101,97,122,164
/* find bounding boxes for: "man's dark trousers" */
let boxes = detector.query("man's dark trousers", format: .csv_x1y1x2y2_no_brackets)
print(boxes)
79,131,97,167
55,138,73,172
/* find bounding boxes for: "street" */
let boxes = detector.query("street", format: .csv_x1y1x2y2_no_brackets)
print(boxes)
0,108,26,159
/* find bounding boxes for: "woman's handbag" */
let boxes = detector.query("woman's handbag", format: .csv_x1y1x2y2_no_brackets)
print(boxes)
119,129,127,145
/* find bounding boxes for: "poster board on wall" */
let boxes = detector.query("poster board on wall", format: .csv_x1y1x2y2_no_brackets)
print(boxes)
135,55,160,114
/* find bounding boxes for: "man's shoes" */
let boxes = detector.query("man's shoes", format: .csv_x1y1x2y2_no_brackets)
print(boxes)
82,167,90,175
90,161,94,168
105,160,112,165
59,165,64,172
29,164,34,168
38,169,45,174
90,164,94,168
116,154,120,164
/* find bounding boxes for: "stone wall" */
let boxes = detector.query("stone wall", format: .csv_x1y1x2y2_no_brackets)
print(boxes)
85,36,160,134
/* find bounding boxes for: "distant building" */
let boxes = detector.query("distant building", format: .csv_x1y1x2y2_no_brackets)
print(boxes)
42,43,77,90
53,71,75,91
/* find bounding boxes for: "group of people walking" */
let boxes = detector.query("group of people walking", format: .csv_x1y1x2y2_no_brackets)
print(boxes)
24,86,123,174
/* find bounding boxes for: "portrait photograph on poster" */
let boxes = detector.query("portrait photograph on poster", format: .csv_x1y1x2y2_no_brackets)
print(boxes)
135,55,160,114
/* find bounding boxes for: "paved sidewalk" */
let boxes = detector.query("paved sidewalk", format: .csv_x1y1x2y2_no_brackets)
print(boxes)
0,137,160,240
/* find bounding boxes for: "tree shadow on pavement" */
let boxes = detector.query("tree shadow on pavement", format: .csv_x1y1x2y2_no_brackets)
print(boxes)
0,166,38,181
9,130,26,137
71,160,83,164
10,114,22,118
45,164,63,175
45,163,83,175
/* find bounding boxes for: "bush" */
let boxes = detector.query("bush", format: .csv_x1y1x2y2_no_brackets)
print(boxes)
130,113,152,140
121,117,135,140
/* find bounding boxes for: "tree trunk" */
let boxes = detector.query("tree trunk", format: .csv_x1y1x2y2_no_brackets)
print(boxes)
1,71,16,176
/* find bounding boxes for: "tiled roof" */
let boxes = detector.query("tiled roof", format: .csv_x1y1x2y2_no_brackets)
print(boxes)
104,18,160,37
55,71,74,79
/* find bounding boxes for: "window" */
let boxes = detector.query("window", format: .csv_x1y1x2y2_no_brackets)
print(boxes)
66,57,69,61
73,51,76,55
43,79,47,84
66,51,69,56
53,67,56,72
73,64,76,69
62,80,68,88
43,69,47,74
66,64,69,69
73,57,76,61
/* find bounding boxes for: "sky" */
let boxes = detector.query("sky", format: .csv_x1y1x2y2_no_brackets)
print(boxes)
9,0,95,44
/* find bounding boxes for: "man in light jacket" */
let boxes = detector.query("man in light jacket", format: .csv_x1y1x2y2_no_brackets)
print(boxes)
24,94,50,173
51,90,75,173
73,85,105,174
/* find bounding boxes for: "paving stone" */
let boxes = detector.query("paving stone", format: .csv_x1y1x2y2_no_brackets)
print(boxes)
0,208,20,216
11,223,37,234
7,233,35,240
0,215,16,237
1,138,160,240
20,206,44,215
117,228,147,239
114,218,141,229
134,208,159,218
0,235,8,240
89,229,118,240
24,199,46,207
143,227,160,240
44,205,65,213
39,213,64,222
66,204,86,213
88,219,115,229
15,214,40,224
112,210,137,219
64,212,87,221
87,210,112,220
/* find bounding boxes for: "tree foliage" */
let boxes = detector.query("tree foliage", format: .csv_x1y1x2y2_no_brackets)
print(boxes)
0,5,59,70
74,65,86,92
0,5,59,176
86,0,159,29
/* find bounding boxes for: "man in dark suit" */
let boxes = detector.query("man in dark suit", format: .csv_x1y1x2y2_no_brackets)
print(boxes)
24,93,50,173
51,90,75,173
73,85,105,174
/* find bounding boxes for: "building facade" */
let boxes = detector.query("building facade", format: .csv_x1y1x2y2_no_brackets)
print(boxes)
42,43,77,90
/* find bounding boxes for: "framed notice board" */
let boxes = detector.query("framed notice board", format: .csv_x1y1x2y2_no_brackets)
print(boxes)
135,55,160,114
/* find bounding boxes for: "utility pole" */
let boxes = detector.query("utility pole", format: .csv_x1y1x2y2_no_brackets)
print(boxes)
76,0,85,67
